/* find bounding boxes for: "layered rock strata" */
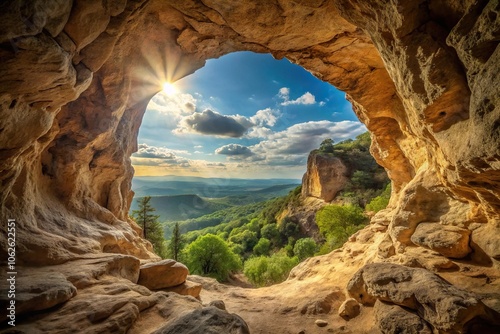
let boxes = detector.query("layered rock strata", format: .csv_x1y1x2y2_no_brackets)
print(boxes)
0,0,499,333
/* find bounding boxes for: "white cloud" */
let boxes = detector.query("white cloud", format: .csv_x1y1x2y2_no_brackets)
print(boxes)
319,101,326,107
279,87,290,98
249,108,279,127
281,92,316,106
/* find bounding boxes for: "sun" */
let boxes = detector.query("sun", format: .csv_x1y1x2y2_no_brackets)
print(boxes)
162,82,177,95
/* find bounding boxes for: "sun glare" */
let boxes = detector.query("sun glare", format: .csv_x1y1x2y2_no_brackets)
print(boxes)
162,82,177,95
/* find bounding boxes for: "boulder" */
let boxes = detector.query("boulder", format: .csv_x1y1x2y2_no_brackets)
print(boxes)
338,298,360,320
138,260,188,290
347,263,499,332
164,280,202,299
411,222,471,258
374,300,432,334
152,306,250,334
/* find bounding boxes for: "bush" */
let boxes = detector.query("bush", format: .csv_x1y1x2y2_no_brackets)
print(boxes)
261,223,280,245
253,238,271,256
243,252,299,287
366,183,391,213
184,234,241,282
316,204,367,253
293,238,317,261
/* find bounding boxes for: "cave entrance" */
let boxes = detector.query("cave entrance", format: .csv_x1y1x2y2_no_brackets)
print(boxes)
129,51,389,286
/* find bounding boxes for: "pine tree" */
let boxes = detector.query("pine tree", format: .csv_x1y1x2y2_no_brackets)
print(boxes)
132,196,167,258
168,222,184,261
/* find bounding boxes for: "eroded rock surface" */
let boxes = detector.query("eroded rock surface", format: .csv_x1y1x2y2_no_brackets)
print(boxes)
411,222,471,258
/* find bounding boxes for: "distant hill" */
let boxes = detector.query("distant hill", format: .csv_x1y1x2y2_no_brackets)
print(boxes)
130,194,229,222
129,183,300,222
132,176,300,198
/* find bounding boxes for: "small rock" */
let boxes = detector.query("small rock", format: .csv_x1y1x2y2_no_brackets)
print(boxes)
209,300,226,310
315,319,328,327
138,259,188,290
338,298,360,319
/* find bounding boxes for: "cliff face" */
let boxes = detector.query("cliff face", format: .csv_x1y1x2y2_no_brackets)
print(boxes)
0,0,499,332
301,152,349,202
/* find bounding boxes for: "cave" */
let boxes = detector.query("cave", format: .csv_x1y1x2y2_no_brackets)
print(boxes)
0,0,499,333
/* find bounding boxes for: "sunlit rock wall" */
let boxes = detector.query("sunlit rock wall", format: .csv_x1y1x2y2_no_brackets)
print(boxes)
0,0,498,268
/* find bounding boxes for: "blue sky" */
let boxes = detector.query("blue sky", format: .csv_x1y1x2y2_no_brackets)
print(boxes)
132,51,366,179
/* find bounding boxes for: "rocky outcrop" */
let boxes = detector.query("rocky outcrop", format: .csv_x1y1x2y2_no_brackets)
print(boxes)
301,152,349,202
0,0,499,332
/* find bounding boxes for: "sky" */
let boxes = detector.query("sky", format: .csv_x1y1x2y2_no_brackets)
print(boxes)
132,51,366,179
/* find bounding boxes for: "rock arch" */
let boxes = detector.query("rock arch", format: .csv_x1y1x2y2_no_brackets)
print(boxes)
0,0,499,332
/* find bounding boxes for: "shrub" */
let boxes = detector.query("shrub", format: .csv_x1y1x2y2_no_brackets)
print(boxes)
253,238,271,256
243,252,299,287
366,183,391,213
315,204,367,253
184,234,241,282
293,238,317,261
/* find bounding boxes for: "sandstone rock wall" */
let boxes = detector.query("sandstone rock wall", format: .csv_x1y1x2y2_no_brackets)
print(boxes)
0,0,499,331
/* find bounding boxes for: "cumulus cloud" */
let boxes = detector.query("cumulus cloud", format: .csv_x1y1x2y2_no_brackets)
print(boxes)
249,120,366,166
278,87,316,106
132,143,191,167
215,144,253,156
176,109,253,137
281,92,316,106
279,87,290,98
250,108,279,127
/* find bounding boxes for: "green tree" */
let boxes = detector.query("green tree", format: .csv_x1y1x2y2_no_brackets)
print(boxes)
316,204,367,252
228,230,258,253
132,196,167,258
293,238,317,261
319,138,335,153
184,234,241,281
253,238,271,256
167,222,184,261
